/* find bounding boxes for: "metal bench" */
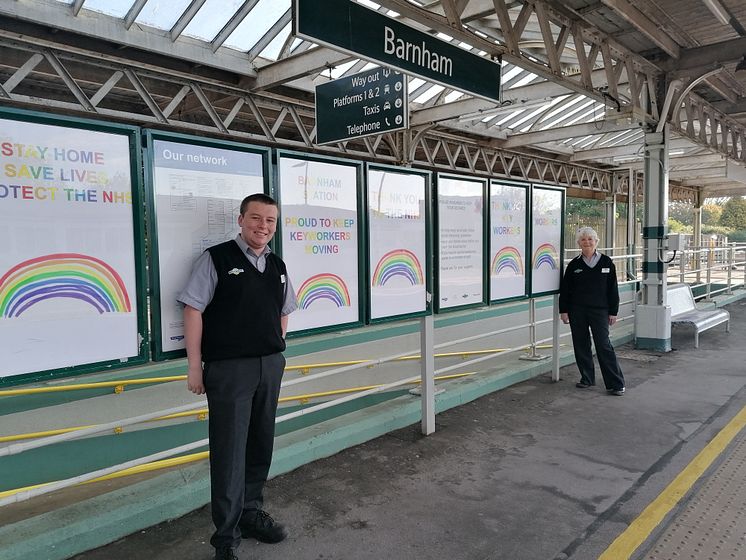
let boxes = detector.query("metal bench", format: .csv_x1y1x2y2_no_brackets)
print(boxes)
667,283,730,348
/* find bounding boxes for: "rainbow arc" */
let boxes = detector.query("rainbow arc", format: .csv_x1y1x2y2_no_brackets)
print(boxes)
297,273,351,309
491,247,523,276
532,243,559,270
0,254,131,318
372,249,424,287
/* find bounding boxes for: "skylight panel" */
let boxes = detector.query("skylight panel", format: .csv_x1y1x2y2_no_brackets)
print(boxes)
541,95,583,122
357,0,381,9
223,0,290,52
495,109,524,127
257,22,291,61
512,103,553,131
83,0,135,18
509,72,538,89
444,90,464,103
541,99,593,129
562,102,602,127
136,0,194,30
328,60,358,79
408,77,426,91
414,85,445,104
182,0,245,41
501,66,523,83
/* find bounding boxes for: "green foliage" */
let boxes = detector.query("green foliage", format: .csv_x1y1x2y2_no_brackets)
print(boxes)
719,197,746,229
728,230,746,242
701,204,722,225
565,198,605,220
668,219,692,233
668,202,693,227
702,225,733,236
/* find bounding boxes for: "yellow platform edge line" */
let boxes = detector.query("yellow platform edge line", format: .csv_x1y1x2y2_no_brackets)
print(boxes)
598,404,746,560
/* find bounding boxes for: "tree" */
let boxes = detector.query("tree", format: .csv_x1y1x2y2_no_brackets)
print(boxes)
669,202,693,227
718,197,746,229
701,204,722,226
668,218,692,233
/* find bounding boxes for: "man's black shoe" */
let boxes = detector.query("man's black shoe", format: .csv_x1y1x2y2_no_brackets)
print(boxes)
214,547,238,560
575,382,594,388
240,510,287,543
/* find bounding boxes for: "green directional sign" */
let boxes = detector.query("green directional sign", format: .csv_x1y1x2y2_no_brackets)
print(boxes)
295,0,502,102
315,66,408,145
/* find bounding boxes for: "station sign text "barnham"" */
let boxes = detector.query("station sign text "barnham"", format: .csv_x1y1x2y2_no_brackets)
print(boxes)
294,0,502,103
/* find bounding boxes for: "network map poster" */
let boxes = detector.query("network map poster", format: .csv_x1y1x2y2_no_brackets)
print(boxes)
530,185,564,295
147,135,267,357
489,181,528,302
367,166,429,321
0,115,141,379
436,174,485,310
279,154,361,333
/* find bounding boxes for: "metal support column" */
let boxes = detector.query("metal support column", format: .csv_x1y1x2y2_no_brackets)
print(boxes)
626,169,637,280
552,294,560,382
693,201,702,284
635,125,672,352
520,299,549,361
605,181,617,252
419,315,435,435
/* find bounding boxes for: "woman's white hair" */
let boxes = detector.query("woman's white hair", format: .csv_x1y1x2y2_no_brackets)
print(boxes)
575,226,599,244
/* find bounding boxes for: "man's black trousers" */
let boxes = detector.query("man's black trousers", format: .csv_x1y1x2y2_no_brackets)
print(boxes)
567,305,625,390
204,352,285,549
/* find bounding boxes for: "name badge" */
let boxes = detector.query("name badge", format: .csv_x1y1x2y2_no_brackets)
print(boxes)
280,274,286,284
601,267,610,273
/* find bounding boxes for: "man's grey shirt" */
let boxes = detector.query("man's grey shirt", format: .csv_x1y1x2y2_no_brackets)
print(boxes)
178,234,298,315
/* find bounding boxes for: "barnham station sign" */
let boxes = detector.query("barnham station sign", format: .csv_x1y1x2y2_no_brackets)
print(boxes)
295,0,503,144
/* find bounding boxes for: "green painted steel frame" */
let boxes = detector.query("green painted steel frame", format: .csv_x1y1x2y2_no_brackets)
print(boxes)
488,179,531,305
275,148,366,338
364,162,433,325
434,172,489,314
0,107,149,387
529,183,566,298
142,129,273,362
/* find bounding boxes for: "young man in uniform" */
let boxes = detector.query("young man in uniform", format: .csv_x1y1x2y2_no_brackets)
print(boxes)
179,193,297,560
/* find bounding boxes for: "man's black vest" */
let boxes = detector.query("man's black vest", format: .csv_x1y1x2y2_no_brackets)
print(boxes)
201,240,287,361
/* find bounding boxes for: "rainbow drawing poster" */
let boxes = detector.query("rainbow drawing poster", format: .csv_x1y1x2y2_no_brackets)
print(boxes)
531,186,563,294
368,169,428,320
489,182,527,301
0,117,140,378
280,156,360,332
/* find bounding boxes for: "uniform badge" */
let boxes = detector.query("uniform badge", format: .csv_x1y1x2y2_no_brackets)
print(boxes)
228,268,244,276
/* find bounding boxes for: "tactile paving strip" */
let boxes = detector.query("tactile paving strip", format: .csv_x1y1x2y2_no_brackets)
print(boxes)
642,432,746,560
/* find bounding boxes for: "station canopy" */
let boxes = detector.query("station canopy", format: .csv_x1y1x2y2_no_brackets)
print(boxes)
2,0,746,201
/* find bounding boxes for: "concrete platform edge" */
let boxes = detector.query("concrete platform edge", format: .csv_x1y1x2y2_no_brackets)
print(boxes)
0,329,634,560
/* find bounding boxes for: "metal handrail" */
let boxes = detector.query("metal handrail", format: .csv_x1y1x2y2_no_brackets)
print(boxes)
0,245,699,508
0,349,527,398
0,373,478,445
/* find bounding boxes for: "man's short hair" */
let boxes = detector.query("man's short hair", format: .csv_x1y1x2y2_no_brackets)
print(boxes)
240,193,277,215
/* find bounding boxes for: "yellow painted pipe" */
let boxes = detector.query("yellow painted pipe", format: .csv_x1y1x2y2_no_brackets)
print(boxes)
0,373,480,498
0,373,475,443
